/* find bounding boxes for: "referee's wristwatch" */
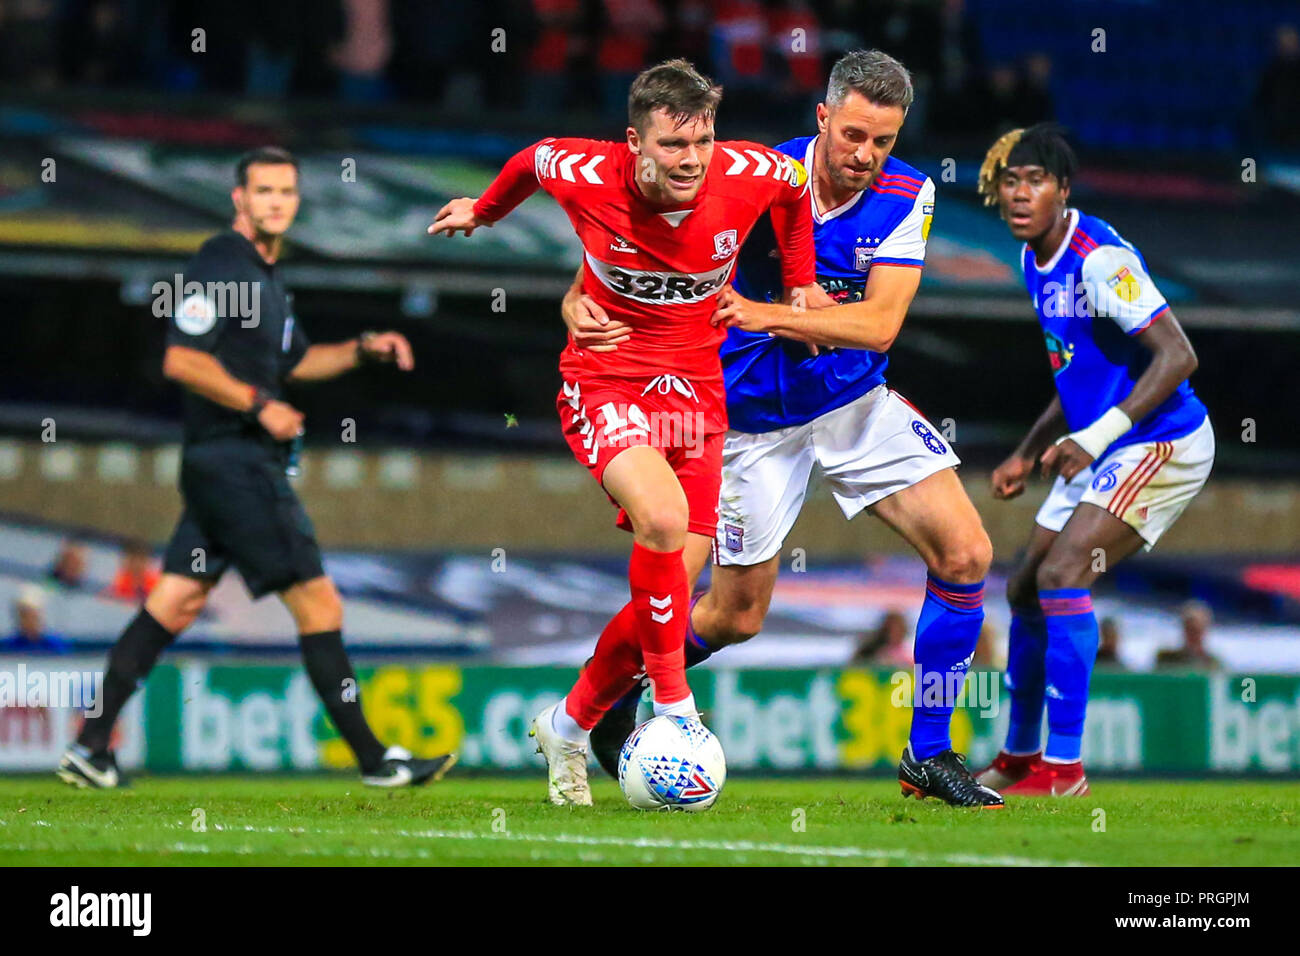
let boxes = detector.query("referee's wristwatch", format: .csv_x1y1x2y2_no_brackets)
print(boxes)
246,386,272,423
356,330,381,364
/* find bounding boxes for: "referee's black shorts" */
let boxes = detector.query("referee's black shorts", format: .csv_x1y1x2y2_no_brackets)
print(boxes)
162,437,325,598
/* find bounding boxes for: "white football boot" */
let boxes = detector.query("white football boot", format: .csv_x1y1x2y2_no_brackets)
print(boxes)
528,702,592,806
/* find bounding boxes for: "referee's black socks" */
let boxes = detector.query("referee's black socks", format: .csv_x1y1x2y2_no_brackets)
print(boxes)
299,630,388,773
78,608,176,755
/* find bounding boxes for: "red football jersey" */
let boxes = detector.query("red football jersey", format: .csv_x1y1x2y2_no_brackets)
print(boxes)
473,136,816,384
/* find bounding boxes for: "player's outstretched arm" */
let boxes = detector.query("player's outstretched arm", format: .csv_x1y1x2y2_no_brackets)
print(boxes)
559,265,631,352
428,141,552,238
162,345,303,441
427,197,491,237
287,332,415,382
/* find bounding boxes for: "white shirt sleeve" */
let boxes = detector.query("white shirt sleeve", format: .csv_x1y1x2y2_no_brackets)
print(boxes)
872,177,935,266
1081,244,1170,333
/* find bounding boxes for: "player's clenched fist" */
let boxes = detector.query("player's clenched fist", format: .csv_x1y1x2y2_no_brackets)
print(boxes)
427,197,491,237
991,453,1034,499
562,290,631,353
258,400,305,441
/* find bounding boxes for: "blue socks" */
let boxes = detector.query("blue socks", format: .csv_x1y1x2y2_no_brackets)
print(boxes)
1004,606,1049,753
1040,588,1099,762
908,575,986,761
683,595,714,668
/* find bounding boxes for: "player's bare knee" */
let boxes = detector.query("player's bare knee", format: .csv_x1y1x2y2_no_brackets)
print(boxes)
306,591,344,633
285,578,343,634
145,577,209,633
932,532,993,584
171,597,205,632
633,504,690,552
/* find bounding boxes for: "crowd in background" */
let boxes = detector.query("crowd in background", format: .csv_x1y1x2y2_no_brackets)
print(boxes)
0,0,1070,139
4,2,1295,146
1,536,161,653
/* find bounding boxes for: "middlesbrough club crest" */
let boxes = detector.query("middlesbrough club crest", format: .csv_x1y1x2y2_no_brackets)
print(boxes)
712,229,738,261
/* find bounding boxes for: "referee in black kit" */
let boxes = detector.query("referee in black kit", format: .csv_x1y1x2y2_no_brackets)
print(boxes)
59,147,455,788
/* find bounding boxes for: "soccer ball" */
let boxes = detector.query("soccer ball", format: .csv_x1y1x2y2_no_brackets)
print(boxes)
617,715,726,811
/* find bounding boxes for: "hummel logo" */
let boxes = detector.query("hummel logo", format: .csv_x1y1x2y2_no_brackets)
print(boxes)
649,595,673,624
1045,684,1064,699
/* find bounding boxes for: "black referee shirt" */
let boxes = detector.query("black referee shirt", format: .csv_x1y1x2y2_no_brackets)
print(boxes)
164,230,310,451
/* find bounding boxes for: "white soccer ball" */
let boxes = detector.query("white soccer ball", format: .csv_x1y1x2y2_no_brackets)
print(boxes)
617,715,726,811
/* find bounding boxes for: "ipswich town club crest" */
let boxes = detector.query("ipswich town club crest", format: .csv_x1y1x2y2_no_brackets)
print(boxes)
712,229,739,261
724,523,744,553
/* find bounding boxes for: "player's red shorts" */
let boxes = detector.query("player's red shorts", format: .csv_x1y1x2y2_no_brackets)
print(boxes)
556,372,727,538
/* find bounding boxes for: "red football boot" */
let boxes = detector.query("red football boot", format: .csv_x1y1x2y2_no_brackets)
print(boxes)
1001,758,1091,796
975,750,1041,790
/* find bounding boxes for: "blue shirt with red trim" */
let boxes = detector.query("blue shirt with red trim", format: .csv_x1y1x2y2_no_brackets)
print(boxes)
1023,208,1206,456
723,137,935,433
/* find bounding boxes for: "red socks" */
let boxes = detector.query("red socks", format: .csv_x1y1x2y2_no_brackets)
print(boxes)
563,542,691,730
565,601,642,730
628,541,691,705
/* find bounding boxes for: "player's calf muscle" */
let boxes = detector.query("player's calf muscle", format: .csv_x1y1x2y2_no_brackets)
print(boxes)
705,606,765,646
698,561,778,646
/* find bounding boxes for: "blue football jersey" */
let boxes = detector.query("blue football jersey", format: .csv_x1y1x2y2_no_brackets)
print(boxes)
1023,209,1206,457
724,136,935,433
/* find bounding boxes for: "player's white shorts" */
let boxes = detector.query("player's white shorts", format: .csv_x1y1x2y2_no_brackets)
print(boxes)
714,384,961,566
1035,415,1214,549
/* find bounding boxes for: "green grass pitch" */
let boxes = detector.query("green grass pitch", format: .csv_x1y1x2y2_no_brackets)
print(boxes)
1,776,1296,866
